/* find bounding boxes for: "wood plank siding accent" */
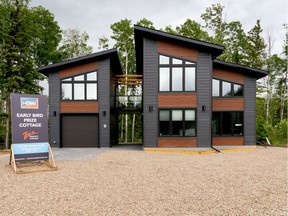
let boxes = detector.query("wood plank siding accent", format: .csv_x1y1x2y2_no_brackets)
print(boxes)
212,98,244,111
212,137,244,146
61,101,98,113
59,61,99,78
213,68,244,84
157,41,198,61
158,93,197,107
158,137,197,148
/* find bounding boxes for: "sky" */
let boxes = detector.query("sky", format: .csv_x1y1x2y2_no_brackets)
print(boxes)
30,0,287,55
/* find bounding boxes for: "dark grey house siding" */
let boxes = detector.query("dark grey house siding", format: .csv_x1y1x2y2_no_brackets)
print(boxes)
143,38,158,147
98,59,111,147
110,62,118,146
197,52,212,147
49,72,60,147
244,76,256,145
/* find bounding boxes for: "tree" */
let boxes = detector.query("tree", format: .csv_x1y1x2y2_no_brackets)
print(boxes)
246,20,266,69
0,0,62,149
175,19,211,41
59,28,93,60
201,3,227,45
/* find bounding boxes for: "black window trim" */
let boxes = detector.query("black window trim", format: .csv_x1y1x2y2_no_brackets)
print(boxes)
158,53,197,93
212,111,244,137
158,108,197,137
212,78,244,98
61,70,98,101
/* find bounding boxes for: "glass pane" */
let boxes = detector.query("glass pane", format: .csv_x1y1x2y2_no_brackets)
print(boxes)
87,84,97,100
87,71,97,81
172,68,183,91
159,55,169,64
160,110,170,121
185,110,195,121
212,112,221,135
74,74,84,81
159,68,170,91
159,110,170,136
233,84,243,96
185,67,195,91
74,83,85,100
185,61,195,65
172,58,182,64
233,112,243,135
222,112,232,135
61,83,72,100
62,77,72,82
172,110,182,121
212,79,220,96
222,81,232,97
185,121,196,136
172,110,183,136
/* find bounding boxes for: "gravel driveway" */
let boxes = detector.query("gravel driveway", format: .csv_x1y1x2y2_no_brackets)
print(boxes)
0,147,287,215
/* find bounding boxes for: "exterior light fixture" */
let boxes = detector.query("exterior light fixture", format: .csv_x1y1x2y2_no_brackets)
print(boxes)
202,105,206,112
102,110,107,117
149,105,153,112
52,111,56,116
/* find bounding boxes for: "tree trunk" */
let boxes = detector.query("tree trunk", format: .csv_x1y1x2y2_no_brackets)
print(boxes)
125,114,128,143
5,98,10,149
131,113,135,143
120,114,124,141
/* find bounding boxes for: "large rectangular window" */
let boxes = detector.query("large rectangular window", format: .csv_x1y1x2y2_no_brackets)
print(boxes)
159,109,196,137
61,71,98,101
159,54,196,92
212,78,243,97
212,111,244,136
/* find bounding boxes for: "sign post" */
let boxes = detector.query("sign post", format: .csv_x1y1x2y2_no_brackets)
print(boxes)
10,93,56,173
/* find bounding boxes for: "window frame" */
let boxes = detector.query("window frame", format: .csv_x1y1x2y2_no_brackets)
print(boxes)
158,54,197,92
61,70,98,101
212,78,244,98
212,111,244,136
158,108,197,137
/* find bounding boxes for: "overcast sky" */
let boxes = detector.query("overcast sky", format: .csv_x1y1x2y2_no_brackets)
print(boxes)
30,0,287,56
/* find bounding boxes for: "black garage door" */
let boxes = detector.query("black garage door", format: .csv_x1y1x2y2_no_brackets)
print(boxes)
61,114,99,147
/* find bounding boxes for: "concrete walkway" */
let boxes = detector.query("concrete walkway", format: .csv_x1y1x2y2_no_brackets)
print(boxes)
0,144,143,162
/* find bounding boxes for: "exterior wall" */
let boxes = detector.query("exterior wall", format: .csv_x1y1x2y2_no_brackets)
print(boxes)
213,137,244,146
158,93,197,108
59,61,98,78
157,41,198,61
143,38,158,147
60,101,98,113
244,76,256,145
49,72,60,147
197,52,213,147
212,98,244,111
98,59,111,147
213,68,244,84
158,138,197,148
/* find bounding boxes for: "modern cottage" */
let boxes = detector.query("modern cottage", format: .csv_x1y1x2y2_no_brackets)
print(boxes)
38,26,268,149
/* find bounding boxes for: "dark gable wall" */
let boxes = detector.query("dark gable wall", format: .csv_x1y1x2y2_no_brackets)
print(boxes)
197,52,213,147
143,38,158,147
49,72,60,147
98,58,111,147
244,76,256,145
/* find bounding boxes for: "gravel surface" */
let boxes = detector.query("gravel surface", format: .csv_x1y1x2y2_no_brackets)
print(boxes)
0,147,287,215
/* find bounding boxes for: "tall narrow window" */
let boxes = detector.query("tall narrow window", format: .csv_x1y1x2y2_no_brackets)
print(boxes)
212,79,220,96
222,81,232,97
159,110,170,136
185,110,196,136
172,68,183,91
159,68,170,91
172,110,183,135
185,68,196,91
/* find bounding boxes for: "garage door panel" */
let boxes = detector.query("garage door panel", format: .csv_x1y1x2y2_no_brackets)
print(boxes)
61,115,99,147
